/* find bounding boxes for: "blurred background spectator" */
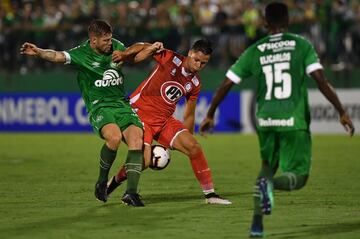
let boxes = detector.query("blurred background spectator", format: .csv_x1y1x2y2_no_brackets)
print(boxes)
1,0,360,75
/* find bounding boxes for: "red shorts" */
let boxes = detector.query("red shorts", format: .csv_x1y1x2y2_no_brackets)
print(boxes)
143,116,187,148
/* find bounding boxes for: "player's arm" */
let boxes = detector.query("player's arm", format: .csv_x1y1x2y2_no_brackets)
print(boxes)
112,42,164,63
20,42,66,63
199,78,234,135
311,69,354,136
183,99,197,134
112,42,149,63
133,42,164,63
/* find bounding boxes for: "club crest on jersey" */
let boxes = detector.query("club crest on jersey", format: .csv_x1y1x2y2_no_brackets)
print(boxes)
172,56,182,66
191,76,199,86
160,81,185,104
95,69,123,87
170,68,177,76
96,115,103,122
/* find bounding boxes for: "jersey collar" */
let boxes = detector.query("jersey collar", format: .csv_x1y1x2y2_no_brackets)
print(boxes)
270,33,283,38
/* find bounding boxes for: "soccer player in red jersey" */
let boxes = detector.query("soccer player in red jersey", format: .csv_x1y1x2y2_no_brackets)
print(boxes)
107,39,231,205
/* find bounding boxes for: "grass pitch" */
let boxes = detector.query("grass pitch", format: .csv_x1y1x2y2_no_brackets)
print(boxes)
0,133,359,239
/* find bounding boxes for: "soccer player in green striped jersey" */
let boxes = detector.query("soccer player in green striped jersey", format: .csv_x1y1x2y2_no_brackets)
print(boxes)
200,2,354,237
20,20,163,207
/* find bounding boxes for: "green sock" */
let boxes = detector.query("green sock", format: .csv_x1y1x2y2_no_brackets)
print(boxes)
125,150,143,194
98,144,117,182
273,173,308,191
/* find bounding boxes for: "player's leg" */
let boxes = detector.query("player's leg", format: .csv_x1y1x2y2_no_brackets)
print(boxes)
250,131,278,237
162,118,231,204
172,131,214,191
273,130,311,191
121,124,145,206
122,124,143,193
107,145,152,191
91,108,123,203
107,123,154,196
95,124,122,202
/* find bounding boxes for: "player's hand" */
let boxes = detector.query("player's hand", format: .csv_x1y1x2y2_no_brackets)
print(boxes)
150,42,164,53
340,113,355,137
112,50,126,63
199,117,214,137
20,42,39,56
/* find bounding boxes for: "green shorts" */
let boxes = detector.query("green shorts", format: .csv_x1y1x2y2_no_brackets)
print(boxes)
257,130,312,176
90,107,143,138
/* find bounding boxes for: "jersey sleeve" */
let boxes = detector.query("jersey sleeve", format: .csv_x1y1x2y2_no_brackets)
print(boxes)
153,49,173,64
303,40,323,75
112,38,126,51
63,44,83,66
226,47,253,84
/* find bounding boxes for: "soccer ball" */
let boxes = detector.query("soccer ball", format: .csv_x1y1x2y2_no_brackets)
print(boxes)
149,145,170,170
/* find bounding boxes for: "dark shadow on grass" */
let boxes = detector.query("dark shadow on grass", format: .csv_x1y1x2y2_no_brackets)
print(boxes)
143,191,248,205
268,221,360,238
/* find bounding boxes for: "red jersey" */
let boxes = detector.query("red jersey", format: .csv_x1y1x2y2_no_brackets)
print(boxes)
130,50,201,125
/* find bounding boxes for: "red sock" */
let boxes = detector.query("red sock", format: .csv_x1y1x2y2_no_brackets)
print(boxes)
115,165,127,183
189,150,214,192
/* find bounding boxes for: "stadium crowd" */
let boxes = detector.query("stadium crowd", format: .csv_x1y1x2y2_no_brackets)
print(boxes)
1,0,360,73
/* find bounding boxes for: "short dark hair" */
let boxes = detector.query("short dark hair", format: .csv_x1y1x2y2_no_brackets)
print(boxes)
191,39,213,55
265,2,289,28
88,19,112,36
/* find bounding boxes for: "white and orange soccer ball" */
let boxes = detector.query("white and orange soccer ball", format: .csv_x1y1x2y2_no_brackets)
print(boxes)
149,145,170,170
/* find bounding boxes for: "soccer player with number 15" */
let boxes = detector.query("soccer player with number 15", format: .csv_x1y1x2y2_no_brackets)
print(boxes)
200,2,354,237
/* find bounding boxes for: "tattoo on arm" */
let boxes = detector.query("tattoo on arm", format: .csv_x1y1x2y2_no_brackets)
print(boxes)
38,49,65,63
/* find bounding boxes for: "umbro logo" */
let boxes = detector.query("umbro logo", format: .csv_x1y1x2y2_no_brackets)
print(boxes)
92,62,100,68
170,68,176,76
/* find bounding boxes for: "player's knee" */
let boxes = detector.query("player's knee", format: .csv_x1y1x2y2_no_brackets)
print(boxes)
133,137,144,149
187,142,202,156
124,126,143,150
107,134,122,149
127,136,143,150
